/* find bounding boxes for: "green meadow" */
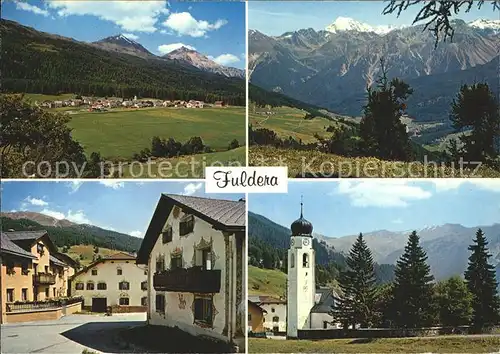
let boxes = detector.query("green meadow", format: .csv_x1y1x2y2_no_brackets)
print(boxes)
65,107,245,160
249,106,340,143
115,146,246,178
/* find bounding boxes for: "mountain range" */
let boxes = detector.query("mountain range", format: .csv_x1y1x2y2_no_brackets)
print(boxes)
1,212,142,253
92,34,244,78
249,211,500,283
249,17,500,128
1,19,245,104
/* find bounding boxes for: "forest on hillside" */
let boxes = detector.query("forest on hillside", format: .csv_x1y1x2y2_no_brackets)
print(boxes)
1,19,245,106
1,217,142,252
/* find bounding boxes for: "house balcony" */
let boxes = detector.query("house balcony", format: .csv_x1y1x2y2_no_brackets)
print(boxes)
153,266,221,293
34,273,56,285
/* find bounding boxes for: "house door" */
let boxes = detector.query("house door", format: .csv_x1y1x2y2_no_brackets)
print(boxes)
92,298,107,313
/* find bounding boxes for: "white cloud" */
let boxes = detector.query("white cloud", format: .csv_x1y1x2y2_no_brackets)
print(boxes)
129,231,142,237
159,29,167,34
158,43,195,54
40,209,66,220
99,181,125,190
392,218,404,224
162,12,227,37
432,179,500,193
47,1,169,32
25,196,48,207
122,33,139,41
211,53,240,66
15,1,49,17
66,181,83,194
335,180,432,207
182,182,203,196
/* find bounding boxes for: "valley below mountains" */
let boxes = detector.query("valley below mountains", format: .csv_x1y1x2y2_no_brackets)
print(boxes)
249,17,500,142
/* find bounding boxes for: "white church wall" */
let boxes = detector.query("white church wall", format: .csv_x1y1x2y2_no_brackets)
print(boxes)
310,313,341,329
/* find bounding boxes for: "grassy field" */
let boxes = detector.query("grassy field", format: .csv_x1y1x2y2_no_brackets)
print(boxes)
248,336,500,353
64,106,245,160
116,146,246,178
249,106,340,143
248,266,287,298
62,245,119,267
23,93,75,102
249,146,500,178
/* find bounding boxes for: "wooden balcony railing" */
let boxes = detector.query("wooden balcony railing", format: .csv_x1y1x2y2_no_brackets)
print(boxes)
153,266,221,293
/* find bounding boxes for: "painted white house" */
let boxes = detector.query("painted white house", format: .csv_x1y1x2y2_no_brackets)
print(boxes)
70,252,147,312
136,194,246,348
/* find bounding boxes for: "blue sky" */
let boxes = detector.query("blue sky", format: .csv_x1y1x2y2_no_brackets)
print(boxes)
249,1,499,35
1,181,244,238
249,180,500,238
2,0,245,68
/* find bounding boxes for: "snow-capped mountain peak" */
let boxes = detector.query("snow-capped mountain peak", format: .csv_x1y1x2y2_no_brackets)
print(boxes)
468,18,500,31
325,16,403,35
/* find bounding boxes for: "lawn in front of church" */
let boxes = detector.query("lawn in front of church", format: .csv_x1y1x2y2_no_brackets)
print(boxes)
248,335,500,353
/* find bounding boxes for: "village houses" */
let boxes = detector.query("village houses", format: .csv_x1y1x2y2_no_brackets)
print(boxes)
0,231,78,324
136,194,246,349
70,252,148,313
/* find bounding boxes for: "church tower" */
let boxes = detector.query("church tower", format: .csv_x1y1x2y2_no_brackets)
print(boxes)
287,198,315,338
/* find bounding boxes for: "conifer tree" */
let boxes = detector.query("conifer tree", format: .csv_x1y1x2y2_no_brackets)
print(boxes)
464,229,500,329
391,231,435,328
359,59,414,161
331,233,376,328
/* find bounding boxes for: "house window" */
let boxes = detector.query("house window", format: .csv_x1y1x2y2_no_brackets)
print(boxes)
6,261,15,275
119,297,130,305
162,226,173,244
323,321,328,329
144,270,148,275
87,282,95,290
156,294,165,313
37,243,44,255
171,255,182,270
179,214,194,236
6,289,14,302
117,268,122,275
141,281,147,291
91,269,98,276
202,248,212,270
248,313,252,321
97,282,107,290
194,295,213,325
22,288,28,301
155,256,165,273
53,288,56,297
45,288,49,298
119,281,130,290
21,264,29,275
303,253,309,268
75,282,84,290
141,297,147,306
45,266,49,273
271,308,275,313
291,254,295,268
273,316,279,322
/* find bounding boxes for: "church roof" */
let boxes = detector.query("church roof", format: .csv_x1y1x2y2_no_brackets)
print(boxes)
310,288,339,314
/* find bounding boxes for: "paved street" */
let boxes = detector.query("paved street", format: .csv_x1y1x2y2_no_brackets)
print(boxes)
0,313,146,354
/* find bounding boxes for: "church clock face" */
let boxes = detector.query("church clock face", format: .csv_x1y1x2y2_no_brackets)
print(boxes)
303,238,310,246
290,238,295,246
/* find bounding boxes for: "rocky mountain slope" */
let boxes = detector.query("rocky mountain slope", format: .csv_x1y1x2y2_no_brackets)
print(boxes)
249,17,500,123
165,46,244,78
1,211,75,228
317,223,500,281
92,34,154,59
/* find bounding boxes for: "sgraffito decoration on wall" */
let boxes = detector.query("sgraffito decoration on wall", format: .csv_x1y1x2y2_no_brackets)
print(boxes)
178,293,187,309
172,205,181,219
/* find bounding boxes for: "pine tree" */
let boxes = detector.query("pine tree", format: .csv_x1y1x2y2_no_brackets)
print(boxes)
359,58,414,161
391,231,435,328
464,229,500,329
331,233,376,328
450,83,500,167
